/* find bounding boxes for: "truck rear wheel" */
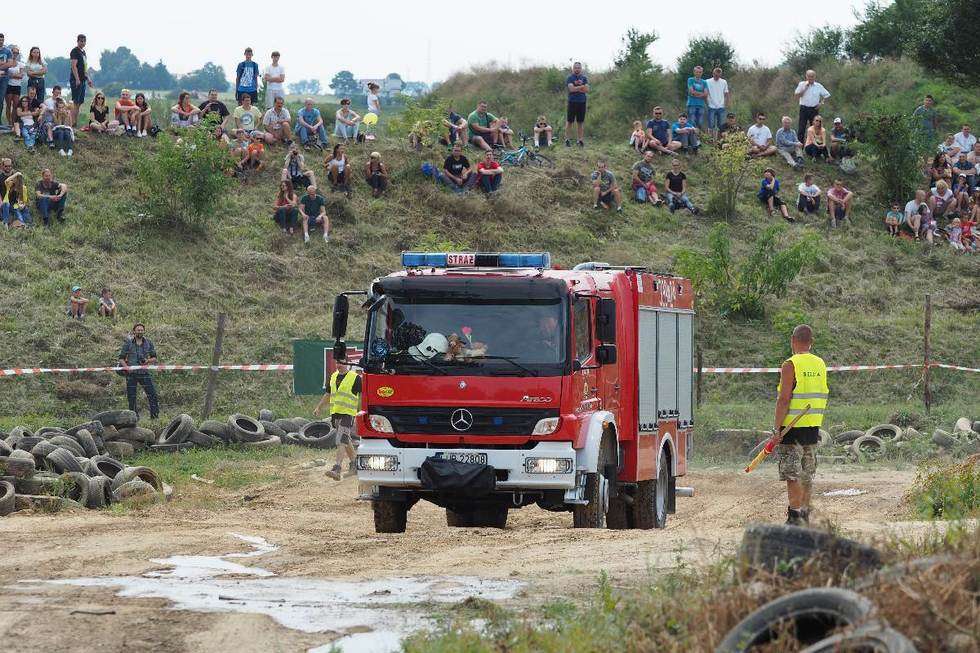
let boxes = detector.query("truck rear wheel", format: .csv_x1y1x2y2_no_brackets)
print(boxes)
606,494,634,529
446,507,508,528
373,500,408,533
634,449,669,529
573,444,610,528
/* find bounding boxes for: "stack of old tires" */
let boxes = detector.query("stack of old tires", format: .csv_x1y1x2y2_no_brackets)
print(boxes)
718,523,920,652
149,410,338,451
0,414,170,516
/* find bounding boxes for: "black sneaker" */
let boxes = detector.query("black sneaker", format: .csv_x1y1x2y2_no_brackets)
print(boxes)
577,140,584,148
564,139,572,147
786,507,805,526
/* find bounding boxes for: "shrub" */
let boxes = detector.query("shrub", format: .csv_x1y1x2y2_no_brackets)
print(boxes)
782,25,850,73
702,132,762,220
387,97,449,149
909,456,979,520
612,29,664,117
852,107,931,202
675,34,737,99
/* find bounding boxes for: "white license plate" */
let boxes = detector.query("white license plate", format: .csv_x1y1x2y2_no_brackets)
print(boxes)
443,452,488,465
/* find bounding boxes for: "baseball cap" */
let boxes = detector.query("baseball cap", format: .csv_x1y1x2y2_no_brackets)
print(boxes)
833,117,842,124
71,285,81,292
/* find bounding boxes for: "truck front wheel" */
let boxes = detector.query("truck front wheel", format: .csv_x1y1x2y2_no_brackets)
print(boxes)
573,445,610,528
373,499,408,533
634,449,669,529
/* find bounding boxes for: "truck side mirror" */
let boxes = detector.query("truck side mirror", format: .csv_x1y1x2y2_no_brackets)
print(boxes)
333,339,348,364
332,294,349,339
596,298,616,343
596,344,617,365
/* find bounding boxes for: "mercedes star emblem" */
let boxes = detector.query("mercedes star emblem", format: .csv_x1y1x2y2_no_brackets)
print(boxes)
458,381,467,389
450,408,474,432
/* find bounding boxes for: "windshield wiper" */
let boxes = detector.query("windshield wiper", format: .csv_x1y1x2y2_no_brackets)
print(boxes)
468,355,538,377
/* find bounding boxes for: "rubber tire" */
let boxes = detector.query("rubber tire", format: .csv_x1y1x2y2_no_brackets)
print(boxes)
274,418,303,434
91,455,125,480
104,441,135,459
972,420,980,435
634,449,669,529
373,499,408,533
606,495,634,529
12,472,60,496
834,430,864,445
199,420,233,442
47,436,86,458
717,588,876,652
865,424,902,440
111,466,163,492
851,554,956,592
115,427,157,444
246,435,281,448
186,430,220,448
86,475,113,509
799,623,917,653
36,426,66,438
45,448,84,474
66,421,105,438
260,420,287,438
3,451,37,478
74,430,100,458
112,478,156,502
739,523,882,577
932,429,956,448
282,433,303,446
61,472,91,506
258,409,275,422
446,508,473,527
0,440,11,457
0,480,15,516
528,152,555,168
229,414,265,443
818,429,831,447
93,410,139,428
162,414,195,444
151,442,194,453
14,436,43,452
850,434,884,459
573,441,611,528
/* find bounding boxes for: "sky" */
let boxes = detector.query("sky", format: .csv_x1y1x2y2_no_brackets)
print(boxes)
2,1,865,87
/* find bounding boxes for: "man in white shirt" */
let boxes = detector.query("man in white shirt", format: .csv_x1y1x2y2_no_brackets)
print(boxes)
794,69,831,141
704,67,730,138
263,51,285,108
261,95,292,145
952,125,976,158
746,112,777,158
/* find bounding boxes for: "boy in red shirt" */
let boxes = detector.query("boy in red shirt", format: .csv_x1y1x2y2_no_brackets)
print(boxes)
237,132,265,173
960,213,976,252
476,150,503,193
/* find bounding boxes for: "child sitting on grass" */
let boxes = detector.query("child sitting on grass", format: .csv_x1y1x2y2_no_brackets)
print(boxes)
533,115,552,148
98,287,118,319
758,168,793,222
497,117,515,149
67,286,88,320
629,120,648,153
947,217,965,252
884,201,903,237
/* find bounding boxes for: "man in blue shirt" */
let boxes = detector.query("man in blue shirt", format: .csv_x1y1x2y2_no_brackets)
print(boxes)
235,47,260,105
0,34,12,126
686,66,708,130
294,98,329,148
118,323,159,419
564,61,589,148
644,106,681,155
671,113,700,153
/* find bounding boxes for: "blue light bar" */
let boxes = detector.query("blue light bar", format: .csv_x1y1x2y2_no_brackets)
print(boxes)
401,252,551,269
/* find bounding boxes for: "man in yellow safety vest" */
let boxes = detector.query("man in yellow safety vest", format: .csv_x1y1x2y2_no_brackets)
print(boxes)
773,324,828,526
314,361,362,480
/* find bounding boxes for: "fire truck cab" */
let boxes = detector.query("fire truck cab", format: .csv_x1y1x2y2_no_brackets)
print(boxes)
331,252,695,533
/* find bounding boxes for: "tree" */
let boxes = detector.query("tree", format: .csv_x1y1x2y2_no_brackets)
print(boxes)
330,70,360,97
675,35,737,99
702,132,762,220
179,63,230,92
852,109,931,202
847,0,917,61
289,79,322,96
44,57,71,89
612,29,663,116
782,26,849,73
97,47,143,86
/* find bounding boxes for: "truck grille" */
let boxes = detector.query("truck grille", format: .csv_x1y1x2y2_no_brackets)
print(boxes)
373,406,558,436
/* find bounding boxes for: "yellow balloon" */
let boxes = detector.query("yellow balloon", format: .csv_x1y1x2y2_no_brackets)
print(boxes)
363,112,379,126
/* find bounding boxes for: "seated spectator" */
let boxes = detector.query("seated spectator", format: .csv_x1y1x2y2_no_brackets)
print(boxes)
273,180,299,234
282,145,316,189
88,92,112,134
629,120,648,153
747,112,777,158
829,117,852,160
133,93,153,137
114,89,140,135
441,107,467,146
295,98,329,149
961,204,977,251
591,158,623,212
928,153,952,187
758,168,793,222
534,115,553,148
98,287,117,319
298,184,328,243
212,124,233,149
53,100,75,156
952,152,975,191
952,174,971,213
364,151,389,198
947,217,965,252
797,174,821,216
67,285,88,320
884,201,903,237
967,142,980,177
1,169,32,228
631,150,663,206
198,89,230,126
938,134,958,163
644,106,681,154
233,94,262,137
952,124,976,159
334,98,361,143
170,92,201,128
15,96,38,151
497,117,515,149
325,143,352,197
903,190,930,241
236,132,265,174
827,179,853,227
804,116,829,161
35,168,68,226
262,96,292,145
230,130,251,160
438,143,476,192
929,180,954,218
467,101,499,152
476,150,503,193
775,115,804,168
671,113,700,153
664,158,699,215
719,112,741,140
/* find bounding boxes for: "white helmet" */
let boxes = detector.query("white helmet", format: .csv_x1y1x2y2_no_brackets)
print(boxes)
408,333,449,362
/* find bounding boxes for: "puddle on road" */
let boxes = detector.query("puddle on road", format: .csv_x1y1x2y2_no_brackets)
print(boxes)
23,533,522,653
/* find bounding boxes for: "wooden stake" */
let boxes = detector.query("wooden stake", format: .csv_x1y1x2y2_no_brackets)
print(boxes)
696,348,703,408
923,294,931,414
202,313,227,420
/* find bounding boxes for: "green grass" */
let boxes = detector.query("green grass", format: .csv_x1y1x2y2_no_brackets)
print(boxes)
127,444,309,489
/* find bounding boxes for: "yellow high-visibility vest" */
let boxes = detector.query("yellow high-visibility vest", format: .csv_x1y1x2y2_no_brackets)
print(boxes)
329,370,360,416
778,352,829,428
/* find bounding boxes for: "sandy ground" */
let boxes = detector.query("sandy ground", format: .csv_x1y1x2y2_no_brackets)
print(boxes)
0,461,932,652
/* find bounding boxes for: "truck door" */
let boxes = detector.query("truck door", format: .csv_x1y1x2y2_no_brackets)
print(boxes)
571,296,598,414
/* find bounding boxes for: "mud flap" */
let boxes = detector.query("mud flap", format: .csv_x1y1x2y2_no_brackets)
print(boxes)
420,457,496,498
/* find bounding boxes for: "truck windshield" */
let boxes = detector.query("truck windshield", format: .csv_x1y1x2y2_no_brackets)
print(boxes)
365,297,567,377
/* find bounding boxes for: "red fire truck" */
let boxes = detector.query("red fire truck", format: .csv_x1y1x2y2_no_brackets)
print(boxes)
330,252,694,533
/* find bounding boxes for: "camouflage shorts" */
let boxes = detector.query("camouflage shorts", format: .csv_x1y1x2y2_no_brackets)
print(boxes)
775,443,816,484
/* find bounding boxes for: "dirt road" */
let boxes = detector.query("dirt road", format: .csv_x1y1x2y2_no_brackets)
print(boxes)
0,462,928,652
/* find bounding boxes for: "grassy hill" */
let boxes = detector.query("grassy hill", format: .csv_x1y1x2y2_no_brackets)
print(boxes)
0,58,977,436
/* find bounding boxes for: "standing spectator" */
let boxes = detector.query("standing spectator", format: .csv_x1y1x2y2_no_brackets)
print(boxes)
804,116,830,162
884,201,903,237
631,150,663,206
1,169,31,227
98,287,117,319
476,150,503,193
747,112,777,158
325,143,352,197
952,124,976,157
664,158,699,215
282,144,316,189
794,69,830,141
644,106,681,154
118,323,159,420
199,89,230,125
827,179,853,227
704,67,730,137
263,51,285,108
262,95,292,145
295,98,329,149
685,66,708,130
438,142,475,192
53,100,75,156
67,286,88,320
364,151,389,198
235,47,259,105
25,47,46,100
591,158,623,212
775,116,805,168
114,89,139,135
133,93,153,137
564,61,589,147
912,95,938,142
758,168,793,222
170,92,201,128
629,120,648,153
233,93,262,136
69,35,93,127
671,113,700,153
273,180,299,234
534,115,553,148
829,117,852,160
334,98,361,143
298,184,328,243
929,180,954,218
35,168,68,225
904,190,930,241
366,82,381,116
797,174,821,216
4,45,22,128
0,34,11,126
442,107,467,146
88,92,111,133
467,101,498,152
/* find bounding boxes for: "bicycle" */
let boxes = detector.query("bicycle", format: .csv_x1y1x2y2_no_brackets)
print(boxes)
496,133,556,168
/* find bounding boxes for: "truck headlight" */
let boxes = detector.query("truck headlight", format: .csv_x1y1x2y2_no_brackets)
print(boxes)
531,417,560,435
525,457,573,474
357,455,399,472
368,414,394,433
